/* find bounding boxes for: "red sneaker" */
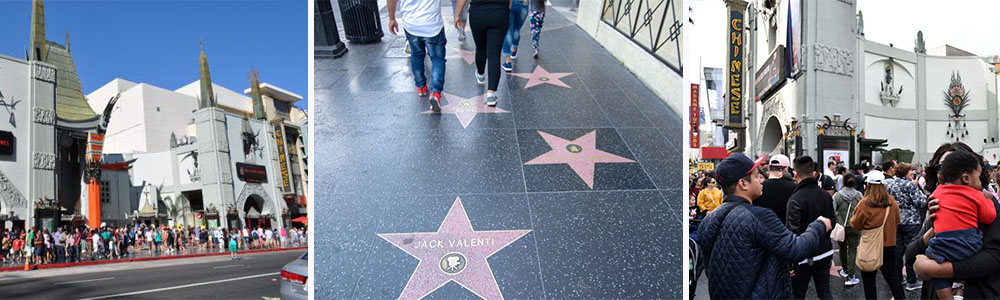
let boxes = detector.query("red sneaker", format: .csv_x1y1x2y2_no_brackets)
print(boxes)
429,92,442,112
417,85,428,97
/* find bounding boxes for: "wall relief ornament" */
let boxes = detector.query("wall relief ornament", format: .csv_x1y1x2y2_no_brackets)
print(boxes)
32,65,55,82
32,107,55,125
813,44,854,76
944,71,970,141
879,60,903,107
0,171,28,209
32,152,55,170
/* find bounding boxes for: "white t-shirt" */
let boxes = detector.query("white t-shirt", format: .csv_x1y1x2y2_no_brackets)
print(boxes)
397,0,444,37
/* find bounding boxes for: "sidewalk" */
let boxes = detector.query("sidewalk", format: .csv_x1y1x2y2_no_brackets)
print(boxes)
0,244,306,273
317,2,682,299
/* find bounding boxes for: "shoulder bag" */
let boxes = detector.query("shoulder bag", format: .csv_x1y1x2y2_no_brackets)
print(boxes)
855,206,891,272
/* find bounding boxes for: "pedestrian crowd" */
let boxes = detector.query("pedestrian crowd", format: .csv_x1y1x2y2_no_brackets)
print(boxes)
692,141,1000,299
388,0,548,109
0,224,307,267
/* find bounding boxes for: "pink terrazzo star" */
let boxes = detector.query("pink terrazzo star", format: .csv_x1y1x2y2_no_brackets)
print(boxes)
446,48,476,64
511,66,574,89
422,93,509,128
524,130,635,188
378,197,531,300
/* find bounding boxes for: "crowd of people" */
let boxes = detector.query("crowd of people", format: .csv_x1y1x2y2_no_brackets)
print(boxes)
691,141,1000,299
388,0,548,109
0,224,307,267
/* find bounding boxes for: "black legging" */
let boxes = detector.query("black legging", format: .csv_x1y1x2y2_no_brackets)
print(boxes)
860,245,906,300
468,4,509,91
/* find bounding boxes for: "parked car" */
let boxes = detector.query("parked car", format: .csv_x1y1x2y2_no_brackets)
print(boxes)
280,251,308,300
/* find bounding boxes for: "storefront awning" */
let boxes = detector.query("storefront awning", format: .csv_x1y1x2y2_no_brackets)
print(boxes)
700,147,730,160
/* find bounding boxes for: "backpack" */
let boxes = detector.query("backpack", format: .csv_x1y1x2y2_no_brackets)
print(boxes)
856,206,891,272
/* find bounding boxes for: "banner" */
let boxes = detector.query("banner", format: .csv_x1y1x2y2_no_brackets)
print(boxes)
690,84,700,148
698,162,716,171
725,7,745,128
273,123,292,193
787,0,802,76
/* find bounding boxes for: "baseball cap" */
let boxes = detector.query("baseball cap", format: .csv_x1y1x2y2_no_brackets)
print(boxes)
769,154,790,167
866,171,886,185
715,153,767,189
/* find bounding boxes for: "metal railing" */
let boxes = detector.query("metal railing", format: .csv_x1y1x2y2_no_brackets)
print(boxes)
601,0,683,74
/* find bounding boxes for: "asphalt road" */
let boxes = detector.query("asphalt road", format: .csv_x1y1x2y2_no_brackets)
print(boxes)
0,250,304,299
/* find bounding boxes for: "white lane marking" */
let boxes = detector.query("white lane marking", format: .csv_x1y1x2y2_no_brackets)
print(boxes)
54,277,115,285
212,264,245,269
78,272,279,300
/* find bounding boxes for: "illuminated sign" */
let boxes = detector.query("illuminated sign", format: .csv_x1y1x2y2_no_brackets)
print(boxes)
274,123,292,193
726,8,745,128
755,45,787,101
690,84,700,148
0,131,12,155
236,162,268,183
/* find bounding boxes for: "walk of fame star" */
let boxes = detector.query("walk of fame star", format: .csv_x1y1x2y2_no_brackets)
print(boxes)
446,48,476,64
511,66,574,89
378,197,531,300
422,93,509,128
524,130,636,189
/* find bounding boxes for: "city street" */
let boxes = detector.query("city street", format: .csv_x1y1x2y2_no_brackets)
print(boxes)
0,249,303,299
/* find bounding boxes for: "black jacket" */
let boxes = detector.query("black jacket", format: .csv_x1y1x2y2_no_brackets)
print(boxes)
757,177,797,225
698,196,827,299
908,197,1000,299
786,177,836,257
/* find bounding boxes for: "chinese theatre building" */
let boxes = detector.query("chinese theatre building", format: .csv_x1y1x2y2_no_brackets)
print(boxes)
738,0,1000,164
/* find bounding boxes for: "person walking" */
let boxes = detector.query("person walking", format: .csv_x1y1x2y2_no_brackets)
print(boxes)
834,175,864,286
786,156,838,300
851,171,907,300
501,0,529,72
697,177,724,213
455,0,510,106
388,0,448,111
887,163,929,291
451,0,470,40
756,154,796,225
698,153,832,299
528,0,545,58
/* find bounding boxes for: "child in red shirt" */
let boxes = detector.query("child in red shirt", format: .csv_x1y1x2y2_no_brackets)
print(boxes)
928,151,997,300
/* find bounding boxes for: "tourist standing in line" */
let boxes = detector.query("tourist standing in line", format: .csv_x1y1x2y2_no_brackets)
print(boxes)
697,153,832,299
387,0,448,111
834,175,863,286
455,0,510,106
501,0,529,72
697,177,723,213
850,171,907,299
528,0,545,58
756,154,796,225
888,162,929,291
786,156,837,300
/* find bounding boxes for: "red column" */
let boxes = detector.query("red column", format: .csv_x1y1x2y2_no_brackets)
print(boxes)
88,179,100,229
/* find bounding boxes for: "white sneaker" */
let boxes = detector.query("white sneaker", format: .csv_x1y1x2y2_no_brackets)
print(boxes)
838,270,848,278
844,276,860,286
476,72,486,85
485,94,498,106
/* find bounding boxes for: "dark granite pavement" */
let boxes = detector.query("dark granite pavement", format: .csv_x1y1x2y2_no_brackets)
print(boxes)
316,3,683,299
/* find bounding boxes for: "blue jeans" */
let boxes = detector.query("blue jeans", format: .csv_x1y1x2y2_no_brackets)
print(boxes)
927,228,983,290
502,0,529,56
404,29,447,93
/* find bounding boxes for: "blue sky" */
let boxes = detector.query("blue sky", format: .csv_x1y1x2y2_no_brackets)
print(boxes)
0,0,308,109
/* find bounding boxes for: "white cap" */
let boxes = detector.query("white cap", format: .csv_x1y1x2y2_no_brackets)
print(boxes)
866,171,886,185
